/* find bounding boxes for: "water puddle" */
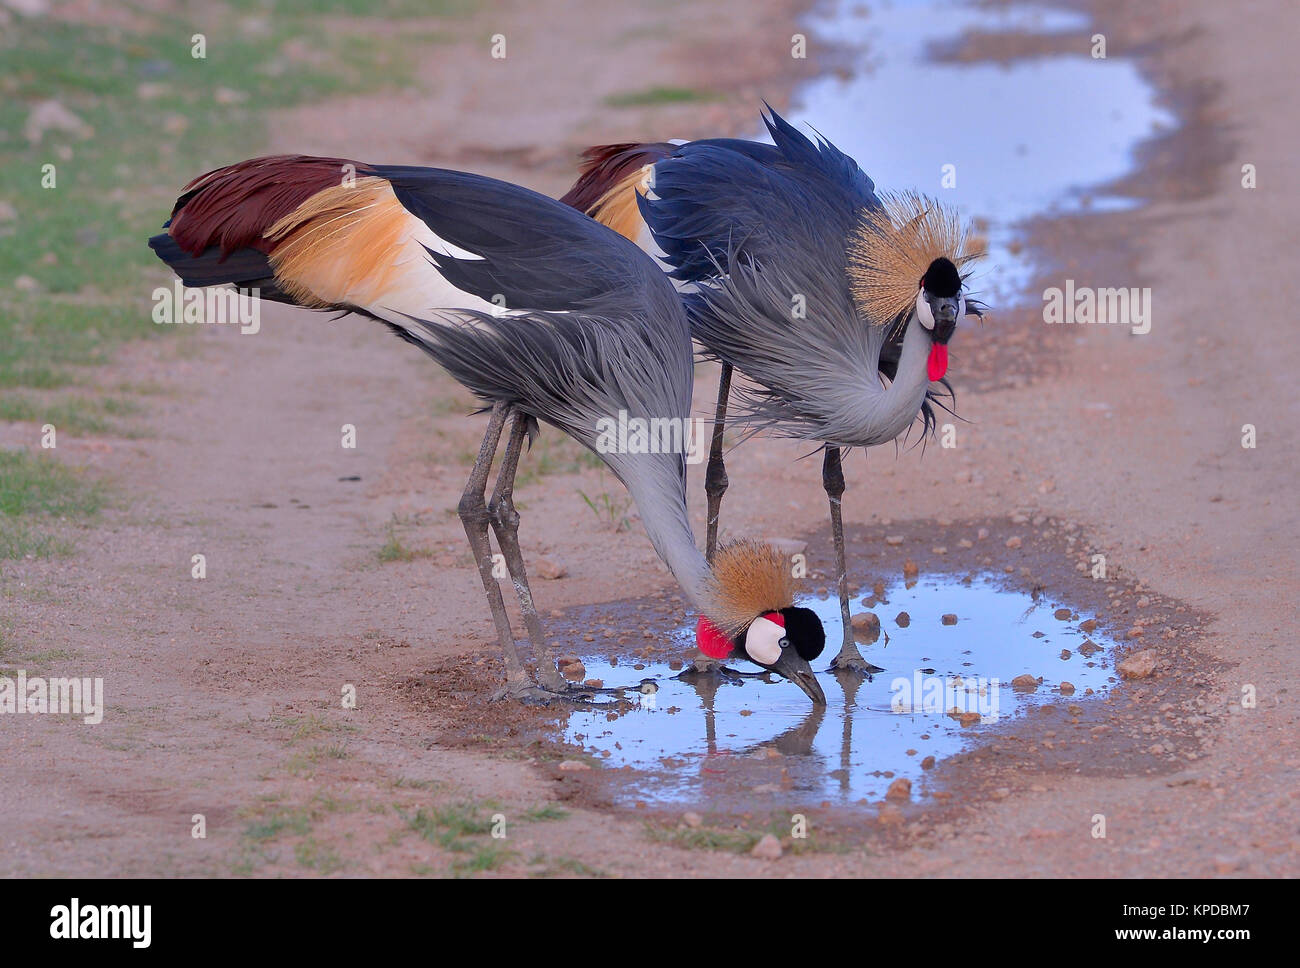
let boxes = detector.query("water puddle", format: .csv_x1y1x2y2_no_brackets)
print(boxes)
789,0,1176,302
562,573,1119,806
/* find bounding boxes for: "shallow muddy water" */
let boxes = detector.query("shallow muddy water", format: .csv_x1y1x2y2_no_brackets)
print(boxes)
791,0,1175,302
562,573,1117,806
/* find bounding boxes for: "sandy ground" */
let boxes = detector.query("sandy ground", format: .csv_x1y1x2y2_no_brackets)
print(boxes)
1,0,1296,877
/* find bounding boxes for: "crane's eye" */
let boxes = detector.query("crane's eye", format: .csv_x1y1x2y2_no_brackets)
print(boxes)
779,637,791,649
916,289,935,330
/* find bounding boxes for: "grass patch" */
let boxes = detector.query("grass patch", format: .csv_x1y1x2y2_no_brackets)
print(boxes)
577,488,632,532
377,517,434,563
604,86,715,108
0,451,107,559
244,808,313,842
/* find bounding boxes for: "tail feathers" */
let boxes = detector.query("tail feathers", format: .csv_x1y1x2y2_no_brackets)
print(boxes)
559,142,676,242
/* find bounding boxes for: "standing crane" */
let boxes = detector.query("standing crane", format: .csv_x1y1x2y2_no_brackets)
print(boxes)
147,156,827,704
560,109,984,675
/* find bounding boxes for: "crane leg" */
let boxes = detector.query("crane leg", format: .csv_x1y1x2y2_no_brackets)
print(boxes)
457,403,540,701
823,446,884,675
488,410,568,693
704,362,733,564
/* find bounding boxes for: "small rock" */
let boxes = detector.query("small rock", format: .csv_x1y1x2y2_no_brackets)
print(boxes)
941,613,958,626
751,834,783,860
1080,619,1098,633
534,558,568,580
1118,650,1158,679
885,534,904,546
1078,639,1102,656
1059,649,1071,660
886,777,912,801
556,653,581,667
920,755,936,770
895,611,911,628
557,760,590,772
561,662,586,680
24,99,93,143
1053,607,1072,620
1011,674,1039,691
902,559,919,577
1059,681,1075,695
583,678,603,688
1005,535,1022,549
682,811,703,828
850,612,880,642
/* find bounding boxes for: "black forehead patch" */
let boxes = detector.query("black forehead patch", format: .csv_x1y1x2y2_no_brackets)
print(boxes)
779,606,825,661
921,257,961,298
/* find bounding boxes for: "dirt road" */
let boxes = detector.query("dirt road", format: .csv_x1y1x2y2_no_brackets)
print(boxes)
1,0,1295,877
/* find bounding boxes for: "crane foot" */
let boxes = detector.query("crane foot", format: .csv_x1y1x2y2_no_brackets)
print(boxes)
829,652,885,676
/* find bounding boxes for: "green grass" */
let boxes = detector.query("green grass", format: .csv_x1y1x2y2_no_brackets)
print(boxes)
577,487,632,532
0,4,463,563
0,451,107,559
604,86,715,108
244,808,313,842
377,516,434,563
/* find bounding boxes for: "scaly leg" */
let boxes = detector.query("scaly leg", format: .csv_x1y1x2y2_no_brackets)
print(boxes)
704,362,733,564
488,410,568,693
457,403,537,701
824,446,883,675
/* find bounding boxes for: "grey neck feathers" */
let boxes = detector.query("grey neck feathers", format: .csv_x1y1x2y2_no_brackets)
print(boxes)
622,470,712,613
859,314,933,446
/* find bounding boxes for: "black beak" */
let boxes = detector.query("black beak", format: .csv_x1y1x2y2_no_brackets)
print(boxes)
769,650,826,705
933,298,959,344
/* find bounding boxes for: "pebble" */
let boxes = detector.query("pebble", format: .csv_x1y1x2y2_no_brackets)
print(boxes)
1078,639,1102,656
1011,674,1039,691
751,834,783,860
920,756,936,770
850,612,880,633
682,811,703,828
535,558,568,580
885,535,904,546
1118,650,1158,679
886,777,912,801
1060,681,1075,695
562,662,586,680
1005,536,1022,549
941,613,958,626
1080,619,1098,633
902,559,918,577
1053,608,1072,621
895,611,911,628
557,760,590,772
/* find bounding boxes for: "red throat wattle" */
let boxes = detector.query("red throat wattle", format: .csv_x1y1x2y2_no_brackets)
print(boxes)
927,343,948,381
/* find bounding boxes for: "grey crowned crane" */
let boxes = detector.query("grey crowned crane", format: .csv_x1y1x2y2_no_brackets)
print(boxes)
560,109,984,675
148,156,828,703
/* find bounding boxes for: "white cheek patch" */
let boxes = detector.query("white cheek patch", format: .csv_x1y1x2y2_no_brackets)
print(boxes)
916,289,935,330
744,616,785,666
957,294,966,319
